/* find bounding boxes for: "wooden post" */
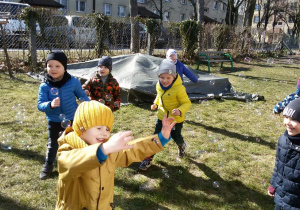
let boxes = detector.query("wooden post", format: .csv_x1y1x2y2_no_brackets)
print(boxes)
0,14,14,78
29,18,37,72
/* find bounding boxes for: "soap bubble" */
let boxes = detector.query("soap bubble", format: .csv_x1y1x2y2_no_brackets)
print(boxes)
288,59,293,64
105,94,112,102
50,87,59,96
244,57,251,63
61,119,71,129
212,181,220,188
114,101,120,107
267,58,274,65
1,134,13,150
209,80,215,85
59,114,66,120
162,168,168,174
78,97,85,103
99,99,105,104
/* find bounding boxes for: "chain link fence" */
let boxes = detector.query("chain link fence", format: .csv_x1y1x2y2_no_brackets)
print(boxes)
1,3,297,73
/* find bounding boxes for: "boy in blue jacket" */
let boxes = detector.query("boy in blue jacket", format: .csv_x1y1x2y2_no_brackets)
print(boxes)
166,49,198,83
37,51,89,180
268,98,300,209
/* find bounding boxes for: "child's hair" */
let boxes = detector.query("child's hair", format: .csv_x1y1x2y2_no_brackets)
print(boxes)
98,56,112,72
166,49,177,60
283,98,300,122
46,51,68,71
72,100,114,137
157,59,177,78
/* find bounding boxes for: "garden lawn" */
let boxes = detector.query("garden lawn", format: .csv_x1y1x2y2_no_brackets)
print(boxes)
0,57,298,210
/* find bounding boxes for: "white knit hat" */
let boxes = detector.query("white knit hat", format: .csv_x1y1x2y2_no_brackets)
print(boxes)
166,49,177,60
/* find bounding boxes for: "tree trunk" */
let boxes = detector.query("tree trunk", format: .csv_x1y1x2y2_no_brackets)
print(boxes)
196,0,204,51
130,0,139,53
0,24,14,79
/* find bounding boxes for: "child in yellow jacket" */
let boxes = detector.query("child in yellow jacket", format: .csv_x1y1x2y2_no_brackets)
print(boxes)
139,59,191,170
56,100,175,210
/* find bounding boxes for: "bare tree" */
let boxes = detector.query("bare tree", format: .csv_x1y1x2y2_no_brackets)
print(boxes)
225,0,245,26
147,0,173,21
196,0,205,51
129,0,139,53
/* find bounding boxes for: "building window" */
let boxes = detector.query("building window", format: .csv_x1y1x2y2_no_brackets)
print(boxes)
222,3,226,10
180,13,185,21
163,11,170,21
58,0,68,10
137,0,146,3
253,16,259,23
118,5,125,17
255,4,261,10
153,10,158,14
181,0,187,4
290,2,296,10
104,4,112,16
276,22,283,26
76,1,86,12
164,0,171,2
213,1,219,10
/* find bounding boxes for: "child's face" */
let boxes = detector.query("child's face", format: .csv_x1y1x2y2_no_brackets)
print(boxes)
283,116,300,136
47,60,65,81
159,73,175,87
98,66,110,77
169,54,177,62
80,125,110,145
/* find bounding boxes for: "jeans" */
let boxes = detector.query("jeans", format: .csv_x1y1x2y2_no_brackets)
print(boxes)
45,121,65,165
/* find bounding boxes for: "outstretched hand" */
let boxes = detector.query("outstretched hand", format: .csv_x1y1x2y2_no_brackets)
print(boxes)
100,131,134,155
161,114,176,139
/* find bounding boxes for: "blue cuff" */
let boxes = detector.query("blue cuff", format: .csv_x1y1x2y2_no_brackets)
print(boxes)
96,145,108,163
158,132,171,147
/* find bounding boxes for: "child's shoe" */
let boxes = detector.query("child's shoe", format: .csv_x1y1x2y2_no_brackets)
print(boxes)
178,142,186,158
39,163,54,180
138,157,152,171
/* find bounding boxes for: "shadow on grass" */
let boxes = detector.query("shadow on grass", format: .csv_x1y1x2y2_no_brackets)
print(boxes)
0,194,35,210
1,146,45,164
115,160,274,209
185,120,275,150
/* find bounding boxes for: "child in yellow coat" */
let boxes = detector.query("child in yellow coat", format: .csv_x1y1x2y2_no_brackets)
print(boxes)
56,100,175,209
139,59,191,170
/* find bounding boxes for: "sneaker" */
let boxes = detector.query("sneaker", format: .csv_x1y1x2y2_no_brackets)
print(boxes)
178,142,186,158
138,157,152,171
39,163,54,180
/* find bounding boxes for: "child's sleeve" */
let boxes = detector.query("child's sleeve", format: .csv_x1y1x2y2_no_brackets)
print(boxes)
176,86,191,116
37,84,52,113
182,63,198,83
112,79,121,111
74,78,90,101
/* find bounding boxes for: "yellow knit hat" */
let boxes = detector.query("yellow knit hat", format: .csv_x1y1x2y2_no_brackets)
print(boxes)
73,100,114,136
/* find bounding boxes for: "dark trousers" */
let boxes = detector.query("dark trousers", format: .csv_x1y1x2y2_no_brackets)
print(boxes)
154,119,184,146
45,121,65,165
149,119,184,160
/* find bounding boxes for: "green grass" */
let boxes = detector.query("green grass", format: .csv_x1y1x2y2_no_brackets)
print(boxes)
0,56,299,209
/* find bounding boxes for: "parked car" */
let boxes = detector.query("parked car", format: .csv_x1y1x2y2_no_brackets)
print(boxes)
65,15,96,48
41,15,72,49
0,2,32,48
